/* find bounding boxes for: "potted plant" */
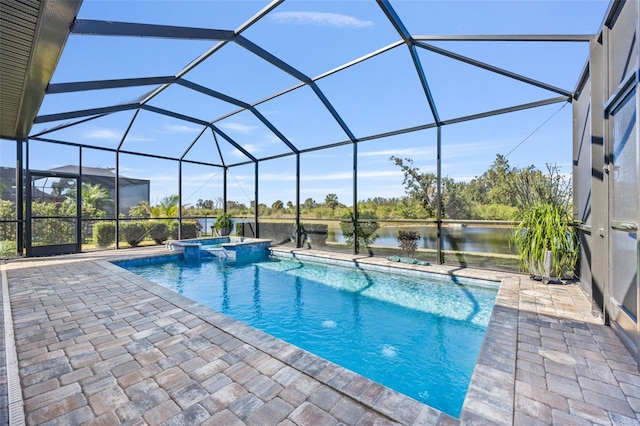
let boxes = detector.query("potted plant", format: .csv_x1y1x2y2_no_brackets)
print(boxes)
398,230,420,258
513,201,578,283
213,212,233,236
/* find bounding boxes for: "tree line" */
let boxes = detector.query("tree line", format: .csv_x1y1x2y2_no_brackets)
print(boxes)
0,154,570,233
183,154,572,221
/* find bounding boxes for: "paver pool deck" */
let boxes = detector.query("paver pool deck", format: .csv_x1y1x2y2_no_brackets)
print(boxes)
1,246,639,425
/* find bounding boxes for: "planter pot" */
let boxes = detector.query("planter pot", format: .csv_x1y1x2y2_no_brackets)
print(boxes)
217,227,231,237
528,250,569,284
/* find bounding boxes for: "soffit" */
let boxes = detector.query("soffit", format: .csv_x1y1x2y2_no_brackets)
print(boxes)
0,0,82,140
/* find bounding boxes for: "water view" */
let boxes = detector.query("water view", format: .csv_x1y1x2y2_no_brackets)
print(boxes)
329,224,516,255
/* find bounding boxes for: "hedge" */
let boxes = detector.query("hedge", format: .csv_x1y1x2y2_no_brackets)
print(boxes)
120,222,147,247
148,222,169,244
93,220,200,247
168,221,198,240
94,222,116,247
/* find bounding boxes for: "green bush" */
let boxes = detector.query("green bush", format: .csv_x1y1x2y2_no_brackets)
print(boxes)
340,210,380,252
148,222,169,244
213,212,233,234
0,240,16,258
474,203,518,220
0,200,16,241
94,222,116,247
168,222,179,240
181,221,198,239
120,222,147,247
167,221,198,240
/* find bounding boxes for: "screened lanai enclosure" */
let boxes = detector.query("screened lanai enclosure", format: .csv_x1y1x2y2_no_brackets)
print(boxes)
0,0,639,359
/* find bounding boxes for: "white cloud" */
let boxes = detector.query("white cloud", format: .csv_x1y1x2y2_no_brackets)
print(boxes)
220,122,257,135
270,11,374,29
264,133,282,144
164,124,200,133
243,144,260,153
231,144,260,158
180,171,222,184
84,128,121,141
443,139,515,158
125,134,155,143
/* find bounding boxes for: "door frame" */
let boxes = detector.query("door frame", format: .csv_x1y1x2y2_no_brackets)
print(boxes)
26,170,82,257
604,70,639,363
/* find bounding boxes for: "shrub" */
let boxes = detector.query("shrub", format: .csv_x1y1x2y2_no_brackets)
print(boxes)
398,230,420,257
168,222,179,240
473,203,518,220
94,222,116,247
180,221,198,239
0,200,16,241
168,221,198,240
120,222,147,247
0,240,16,258
340,210,379,252
213,212,233,234
148,222,169,244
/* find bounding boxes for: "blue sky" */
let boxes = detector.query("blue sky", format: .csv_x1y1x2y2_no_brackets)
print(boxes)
23,0,610,209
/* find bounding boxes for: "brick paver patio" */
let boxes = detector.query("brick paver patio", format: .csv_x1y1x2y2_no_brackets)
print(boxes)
1,246,639,425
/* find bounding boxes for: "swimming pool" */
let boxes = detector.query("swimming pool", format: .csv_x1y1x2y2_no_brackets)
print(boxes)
117,254,498,417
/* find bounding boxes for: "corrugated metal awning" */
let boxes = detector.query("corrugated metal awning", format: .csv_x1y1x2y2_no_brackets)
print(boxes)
0,0,82,140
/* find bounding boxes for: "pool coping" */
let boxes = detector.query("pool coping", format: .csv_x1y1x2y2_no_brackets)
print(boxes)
107,246,520,424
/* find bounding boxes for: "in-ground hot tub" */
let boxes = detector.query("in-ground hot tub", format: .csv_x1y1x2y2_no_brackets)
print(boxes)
166,236,272,262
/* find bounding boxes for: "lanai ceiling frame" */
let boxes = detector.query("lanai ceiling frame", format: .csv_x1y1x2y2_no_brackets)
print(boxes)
56,6,356,158
31,0,594,162
3,0,601,256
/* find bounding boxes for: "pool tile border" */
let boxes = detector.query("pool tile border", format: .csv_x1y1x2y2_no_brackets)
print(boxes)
270,248,502,289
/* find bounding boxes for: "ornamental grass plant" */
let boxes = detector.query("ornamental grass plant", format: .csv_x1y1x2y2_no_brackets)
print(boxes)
513,201,578,281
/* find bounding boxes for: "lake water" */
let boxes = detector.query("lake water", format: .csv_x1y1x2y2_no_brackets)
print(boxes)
199,218,518,255
328,224,517,255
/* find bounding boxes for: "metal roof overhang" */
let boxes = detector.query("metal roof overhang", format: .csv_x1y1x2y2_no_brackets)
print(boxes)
0,0,82,140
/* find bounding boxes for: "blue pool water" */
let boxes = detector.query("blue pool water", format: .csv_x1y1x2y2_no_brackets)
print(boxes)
118,255,498,417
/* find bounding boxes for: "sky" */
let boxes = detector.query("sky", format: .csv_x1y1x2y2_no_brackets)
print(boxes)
19,0,611,209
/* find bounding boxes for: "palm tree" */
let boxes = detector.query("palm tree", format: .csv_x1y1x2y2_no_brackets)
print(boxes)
63,182,112,218
151,195,179,219
81,183,113,218
324,193,339,210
